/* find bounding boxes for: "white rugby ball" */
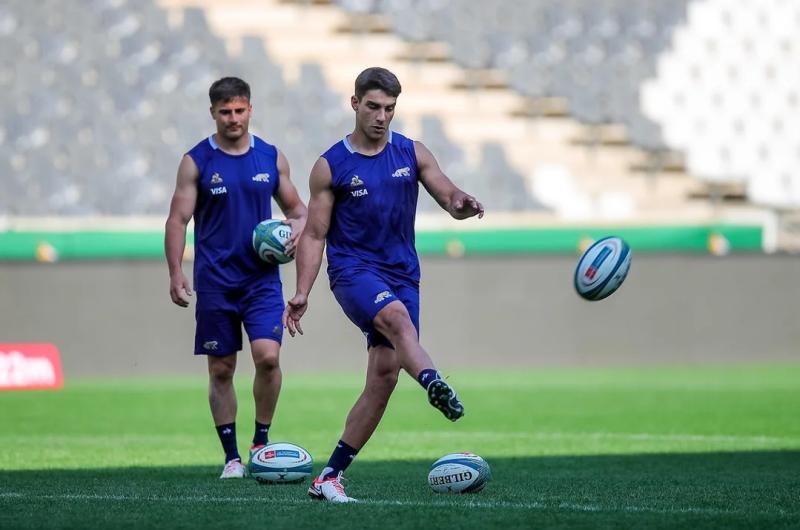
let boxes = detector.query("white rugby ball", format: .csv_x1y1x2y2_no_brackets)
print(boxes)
252,219,293,265
574,236,631,301
248,442,313,483
428,452,491,494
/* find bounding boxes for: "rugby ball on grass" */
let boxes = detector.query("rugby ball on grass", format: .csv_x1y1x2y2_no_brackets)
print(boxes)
428,452,491,494
252,219,293,265
249,442,313,483
574,236,631,301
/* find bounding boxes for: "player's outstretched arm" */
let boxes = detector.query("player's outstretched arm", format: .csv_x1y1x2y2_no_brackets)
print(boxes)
273,149,308,257
165,155,199,307
415,141,484,220
283,157,335,337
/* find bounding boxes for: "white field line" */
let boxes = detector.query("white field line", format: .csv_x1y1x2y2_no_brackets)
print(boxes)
0,491,789,517
2,431,798,446
379,431,800,445
376,431,800,447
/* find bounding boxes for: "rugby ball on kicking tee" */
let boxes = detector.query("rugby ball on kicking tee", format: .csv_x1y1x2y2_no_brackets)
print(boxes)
252,219,293,265
428,452,491,494
574,236,631,301
248,442,313,483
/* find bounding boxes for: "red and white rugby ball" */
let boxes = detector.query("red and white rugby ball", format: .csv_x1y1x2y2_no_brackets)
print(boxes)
248,442,313,483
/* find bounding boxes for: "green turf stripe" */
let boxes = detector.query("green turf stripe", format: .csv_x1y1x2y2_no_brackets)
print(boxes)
1,365,798,528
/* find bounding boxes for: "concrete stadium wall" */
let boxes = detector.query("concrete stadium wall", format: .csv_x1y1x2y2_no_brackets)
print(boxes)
1,255,798,378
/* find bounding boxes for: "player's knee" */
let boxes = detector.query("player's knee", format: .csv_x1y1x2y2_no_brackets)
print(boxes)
373,303,414,341
253,350,280,373
369,366,399,399
208,358,236,383
379,368,399,392
251,339,281,373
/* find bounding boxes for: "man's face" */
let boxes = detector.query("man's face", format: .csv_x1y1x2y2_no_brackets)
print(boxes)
210,96,251,141
352,89,396,141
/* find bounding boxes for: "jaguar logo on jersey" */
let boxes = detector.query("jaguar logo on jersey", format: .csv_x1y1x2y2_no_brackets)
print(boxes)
392,166,410,178
350,175,364,187
210,173,223,184
374,291,393,304
252,173,270,183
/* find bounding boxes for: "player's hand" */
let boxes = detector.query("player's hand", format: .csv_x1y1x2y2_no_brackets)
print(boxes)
282,218,306,257
169,273,193,307
283,293,308,337
452,193,484,219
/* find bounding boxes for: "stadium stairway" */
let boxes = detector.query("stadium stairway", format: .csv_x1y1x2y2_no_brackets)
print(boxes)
156,0,731,221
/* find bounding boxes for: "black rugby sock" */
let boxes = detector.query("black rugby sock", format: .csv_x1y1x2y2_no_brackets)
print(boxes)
215,422,240,463
319,440,358,480
417,369,441,389
252,421,270,446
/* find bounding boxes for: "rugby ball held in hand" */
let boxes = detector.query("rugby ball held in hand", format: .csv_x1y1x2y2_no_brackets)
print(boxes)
428,452,491,494
574,236,631,301
248,442,313,483
252,219,293,265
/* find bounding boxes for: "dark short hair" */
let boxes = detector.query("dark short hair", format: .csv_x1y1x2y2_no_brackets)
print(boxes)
209,77,251,105
354,67,402,99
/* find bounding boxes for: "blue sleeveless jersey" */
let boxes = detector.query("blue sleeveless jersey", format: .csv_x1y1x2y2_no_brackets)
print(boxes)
187,134,281,291
322,130,420,286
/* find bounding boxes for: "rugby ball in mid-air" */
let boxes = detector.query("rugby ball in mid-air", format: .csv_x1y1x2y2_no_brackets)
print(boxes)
252,219,293,265
574,236,631,301
428,452,491,494
248,442,313,483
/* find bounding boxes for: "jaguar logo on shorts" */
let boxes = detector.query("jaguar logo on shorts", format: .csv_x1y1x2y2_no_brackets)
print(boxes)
272,325,281,335
374,291,393,304
203,340,219,351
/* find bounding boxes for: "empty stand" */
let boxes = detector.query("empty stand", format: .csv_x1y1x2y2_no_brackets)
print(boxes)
2,0,796,230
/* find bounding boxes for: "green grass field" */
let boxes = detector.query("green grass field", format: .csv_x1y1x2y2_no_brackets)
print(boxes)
2,365,799,529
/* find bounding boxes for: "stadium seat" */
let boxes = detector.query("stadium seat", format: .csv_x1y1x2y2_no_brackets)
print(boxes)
3,0,798,216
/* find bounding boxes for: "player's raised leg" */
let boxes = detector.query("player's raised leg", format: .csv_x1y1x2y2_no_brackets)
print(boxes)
250,338,281,458
208,354,245,478
372,300,464,421
308,344,401,503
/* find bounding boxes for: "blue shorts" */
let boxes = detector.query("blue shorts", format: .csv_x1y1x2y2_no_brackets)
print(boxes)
331,270,419,349
194,281,284,356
